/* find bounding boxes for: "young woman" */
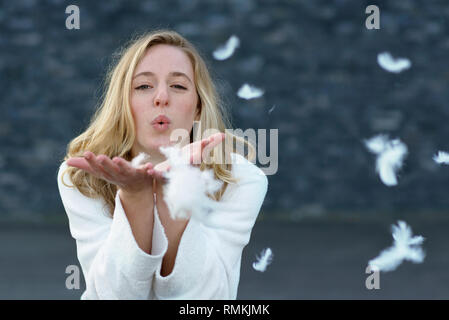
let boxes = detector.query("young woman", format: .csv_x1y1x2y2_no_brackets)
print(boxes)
57,29,268,299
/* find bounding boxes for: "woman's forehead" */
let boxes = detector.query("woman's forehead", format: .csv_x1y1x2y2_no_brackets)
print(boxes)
134,44,194,77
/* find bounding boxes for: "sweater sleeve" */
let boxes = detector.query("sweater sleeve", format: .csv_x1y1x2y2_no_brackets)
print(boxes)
152,154,268,299
57,161,168,300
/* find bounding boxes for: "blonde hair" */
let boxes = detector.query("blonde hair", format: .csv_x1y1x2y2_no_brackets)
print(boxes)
60,29,255,216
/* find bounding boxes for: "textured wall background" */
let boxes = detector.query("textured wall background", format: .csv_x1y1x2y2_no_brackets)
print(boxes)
1,0,449,224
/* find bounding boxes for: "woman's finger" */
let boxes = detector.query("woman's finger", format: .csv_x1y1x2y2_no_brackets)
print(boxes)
67,157,93,172
113,157,136,177
97,155,121,179
115,156,153,181
131,161,154,178
201,133,225,161
190,138,211,164
181,132,225,166
200,133,224,153
67,156,100,178
201,137,211,148
208,132,225,147
84,153,115,181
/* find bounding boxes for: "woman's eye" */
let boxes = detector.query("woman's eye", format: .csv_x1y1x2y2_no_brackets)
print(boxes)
135,84,151,90
172,85,187,90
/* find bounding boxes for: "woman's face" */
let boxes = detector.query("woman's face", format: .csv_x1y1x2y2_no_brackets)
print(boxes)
130,44,199,159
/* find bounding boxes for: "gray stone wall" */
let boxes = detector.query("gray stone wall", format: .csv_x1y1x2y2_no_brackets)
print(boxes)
2,0,449,223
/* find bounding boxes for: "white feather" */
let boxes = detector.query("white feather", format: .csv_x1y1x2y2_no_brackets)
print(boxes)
368,221,425,272
213,35,240,60
365,134,389,154
377,52,411,73
433,151,449,164
252,248,273,272
364,135,408,186
131,152,151,168
159,145,223,223
237,83,264,100
268,105,276,114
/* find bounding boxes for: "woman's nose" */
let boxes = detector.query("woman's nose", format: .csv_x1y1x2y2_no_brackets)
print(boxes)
154,87,169,107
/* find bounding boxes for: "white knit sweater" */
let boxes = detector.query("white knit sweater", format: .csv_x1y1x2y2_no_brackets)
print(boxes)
57,153,268,300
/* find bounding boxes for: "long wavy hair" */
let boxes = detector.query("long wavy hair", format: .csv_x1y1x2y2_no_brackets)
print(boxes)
60,29,255,216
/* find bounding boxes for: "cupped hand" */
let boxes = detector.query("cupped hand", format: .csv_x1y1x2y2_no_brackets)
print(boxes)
66,151,157,195
153,132,226,176
187,132,226,166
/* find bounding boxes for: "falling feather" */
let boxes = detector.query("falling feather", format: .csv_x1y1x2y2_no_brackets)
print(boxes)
237,83,264,100
433,151,449,165
377,52,411,73
365,134,388,154
213,35,240,60
268,105,276,114
368,221,425,272
364,134,408,186
159,145,223,223
252,248,273,272
131,152,151,168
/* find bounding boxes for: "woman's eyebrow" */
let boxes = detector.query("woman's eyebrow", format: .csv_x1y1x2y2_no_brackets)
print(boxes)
170,71,193,84
133,71,192,84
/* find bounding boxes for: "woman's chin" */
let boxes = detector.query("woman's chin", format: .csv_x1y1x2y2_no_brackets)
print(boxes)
148,139,176,151
146,132,189,151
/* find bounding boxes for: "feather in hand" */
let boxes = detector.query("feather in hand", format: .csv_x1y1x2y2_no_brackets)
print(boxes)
131,152,151,168
159,145,223,223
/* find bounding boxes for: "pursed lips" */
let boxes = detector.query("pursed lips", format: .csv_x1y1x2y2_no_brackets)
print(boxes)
151,115,171,125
